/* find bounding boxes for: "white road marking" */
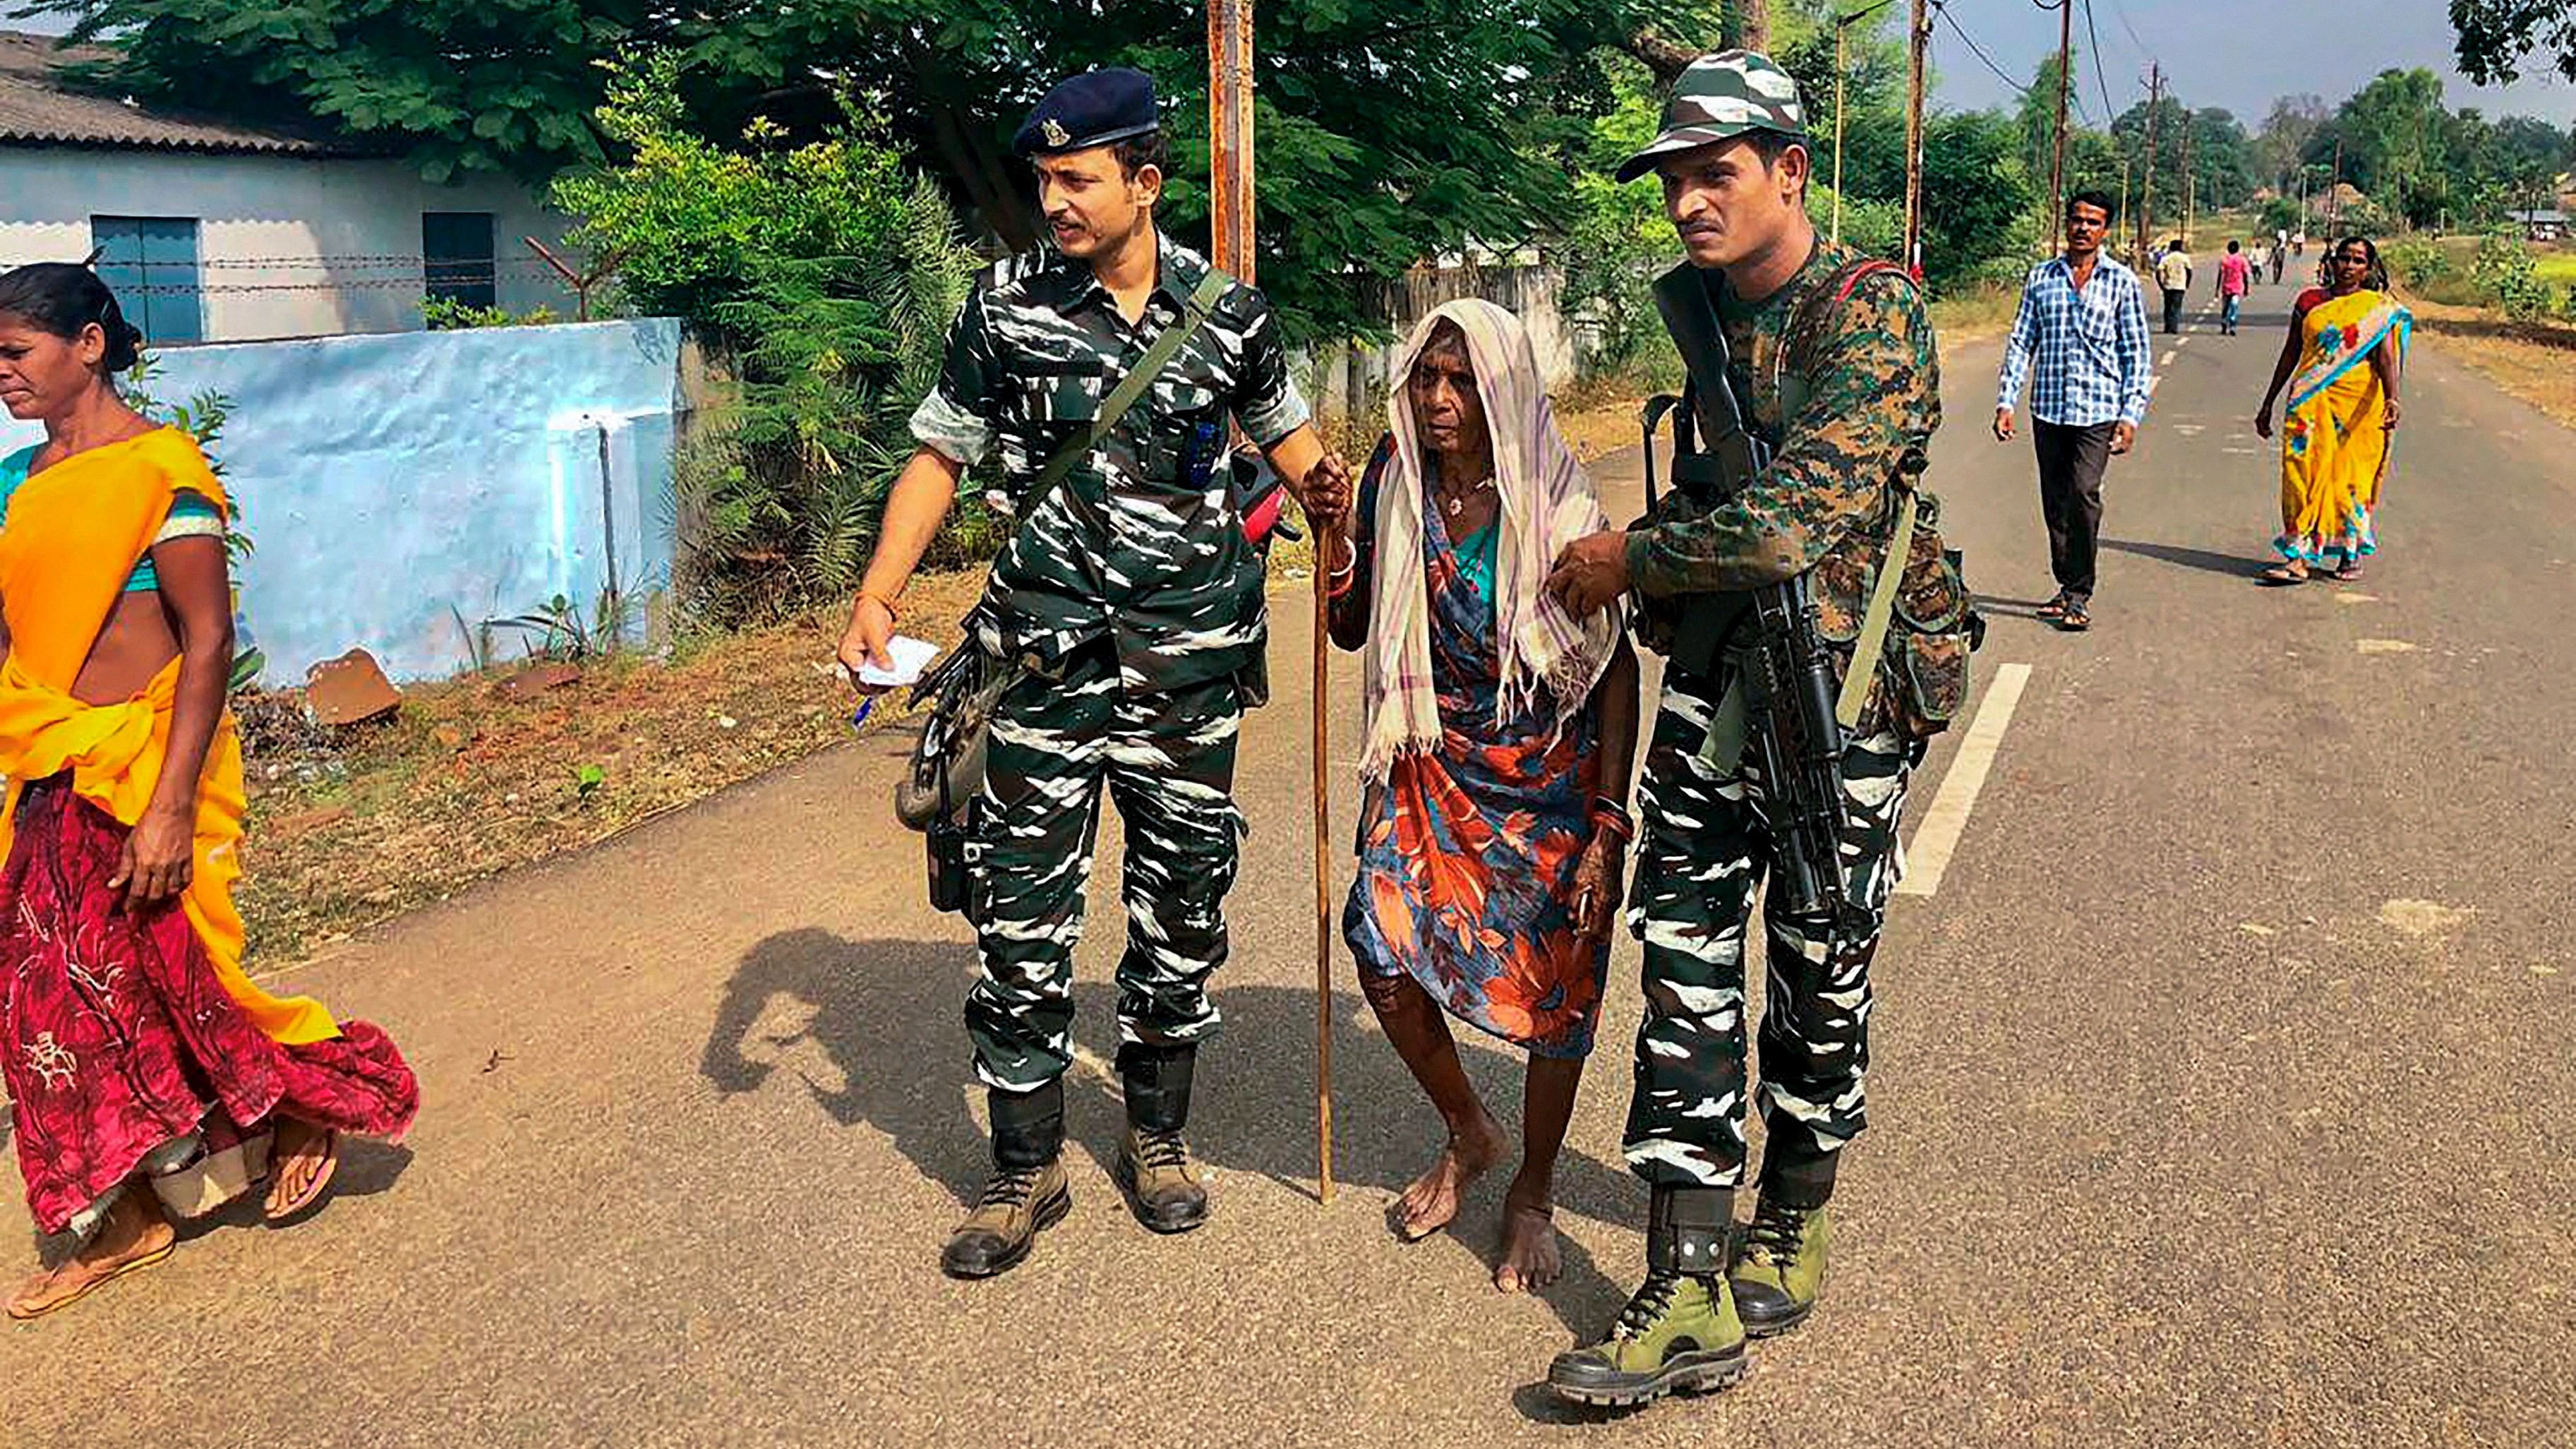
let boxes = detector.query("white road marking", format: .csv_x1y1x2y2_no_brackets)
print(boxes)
2356,638,2417,654
2173,423,2205,436
1896,662,2031,898
2160,349,2178,367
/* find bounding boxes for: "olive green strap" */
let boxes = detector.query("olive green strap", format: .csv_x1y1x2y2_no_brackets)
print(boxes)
1024,268,1232,505
1835,489,1919,730
1695,670,1751,776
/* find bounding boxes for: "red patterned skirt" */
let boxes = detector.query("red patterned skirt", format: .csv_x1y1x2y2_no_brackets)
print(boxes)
1,775,416,1236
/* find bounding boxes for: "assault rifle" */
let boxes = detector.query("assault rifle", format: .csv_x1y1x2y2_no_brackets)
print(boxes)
1644,263,1855,923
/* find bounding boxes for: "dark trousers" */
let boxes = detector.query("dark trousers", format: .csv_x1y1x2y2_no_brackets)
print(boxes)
2033,419,2113,603
2162,287,2186,334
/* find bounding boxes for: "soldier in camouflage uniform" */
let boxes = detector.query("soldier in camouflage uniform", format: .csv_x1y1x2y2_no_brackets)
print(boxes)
1539,52,1970,1405
838,69,1352,1280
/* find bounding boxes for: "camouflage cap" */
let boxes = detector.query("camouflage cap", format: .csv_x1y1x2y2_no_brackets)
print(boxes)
1615,50,1809,184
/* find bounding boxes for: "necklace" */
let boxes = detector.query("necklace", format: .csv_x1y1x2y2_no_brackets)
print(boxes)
1440,476,1495,519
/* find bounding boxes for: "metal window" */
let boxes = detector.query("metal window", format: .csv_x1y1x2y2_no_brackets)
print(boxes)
90,215,204,345
423,212,498,309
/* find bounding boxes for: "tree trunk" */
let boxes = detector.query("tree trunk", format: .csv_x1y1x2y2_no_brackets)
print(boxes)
1727,0,1770,53
1622,30,1699,85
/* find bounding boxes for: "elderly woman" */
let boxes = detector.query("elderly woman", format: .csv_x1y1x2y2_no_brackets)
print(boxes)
1325,300,1639,1292
0,264,417,1318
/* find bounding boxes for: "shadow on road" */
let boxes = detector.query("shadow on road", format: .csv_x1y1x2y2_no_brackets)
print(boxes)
700,928,987,1205
2101,537,2268,580
702,927,1640,1337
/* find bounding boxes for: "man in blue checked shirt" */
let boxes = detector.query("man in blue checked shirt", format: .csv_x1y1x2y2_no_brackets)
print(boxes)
1991,189,2152,633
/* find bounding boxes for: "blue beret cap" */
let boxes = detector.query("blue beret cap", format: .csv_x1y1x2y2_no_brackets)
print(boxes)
1013,68,1161,158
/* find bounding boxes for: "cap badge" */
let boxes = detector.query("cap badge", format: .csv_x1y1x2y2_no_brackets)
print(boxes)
1042,119,1071,148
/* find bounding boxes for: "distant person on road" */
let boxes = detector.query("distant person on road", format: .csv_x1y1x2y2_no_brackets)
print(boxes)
1325,300,1641,1297
0,263,418,1321
2217,239,2253,335
1995,190,2154,633
2155,238,2193,334
2271,231,2289,284
2253,236,2410,584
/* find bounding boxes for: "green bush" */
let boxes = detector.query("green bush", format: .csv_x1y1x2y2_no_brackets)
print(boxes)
2382,239,2451,289
555,56,977,622
421,298,561,330
2472,230,2551,321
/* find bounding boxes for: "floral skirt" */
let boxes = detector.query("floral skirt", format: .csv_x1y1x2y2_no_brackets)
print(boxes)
1,776,416,1237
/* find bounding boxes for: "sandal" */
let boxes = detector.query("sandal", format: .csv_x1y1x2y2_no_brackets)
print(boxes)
6,1237,176,1321
2258,563,2309,587
2331,562,2364,582
2035,594,2070,620
2057,600,2092,632
264,1126,341,1222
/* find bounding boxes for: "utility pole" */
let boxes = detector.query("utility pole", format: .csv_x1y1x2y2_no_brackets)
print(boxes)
1902,0,1928,277
2181,104,2195,247
1833,17,1848,246
2328,134,2344,233
2118,153,2132,264
1207,0,1256,284
2047,0,2073,253
2136,63,2162,263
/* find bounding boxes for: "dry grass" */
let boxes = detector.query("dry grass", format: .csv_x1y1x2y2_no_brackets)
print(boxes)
237,571,986,966
2407,297,2576,429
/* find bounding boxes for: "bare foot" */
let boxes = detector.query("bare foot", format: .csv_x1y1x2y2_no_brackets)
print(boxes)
1494,1188,1561,1293
1391,1112,1509,1241
6,1191,175,1320
263,1119,340,1221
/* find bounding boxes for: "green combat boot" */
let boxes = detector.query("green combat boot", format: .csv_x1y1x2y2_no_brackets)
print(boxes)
1730,1195,1830,1337
1113,1044,1209,1234
1547,1187,1749,1407
941,1083,1072,1280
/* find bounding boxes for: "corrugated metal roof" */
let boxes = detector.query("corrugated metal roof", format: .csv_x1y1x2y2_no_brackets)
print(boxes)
0,30,366,157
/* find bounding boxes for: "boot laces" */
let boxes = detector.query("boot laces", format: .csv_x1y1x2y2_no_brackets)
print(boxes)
1612,1269,1690,1340
1743,1198,1810,1265
1134,1127,1191,1172
977,1165,1044,1210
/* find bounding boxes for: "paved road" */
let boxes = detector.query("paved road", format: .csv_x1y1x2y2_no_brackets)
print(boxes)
6,277,2572,1447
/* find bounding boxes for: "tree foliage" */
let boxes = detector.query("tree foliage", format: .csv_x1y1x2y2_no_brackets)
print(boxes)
554,57,980,618
52,0,1687,344
51,0,643,184
2451,0,2576,85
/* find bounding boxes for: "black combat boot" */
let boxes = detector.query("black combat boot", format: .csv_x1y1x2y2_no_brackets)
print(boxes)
941,1081,1072,1280
1114,1043,1209,1234
1546,1186,1750,1407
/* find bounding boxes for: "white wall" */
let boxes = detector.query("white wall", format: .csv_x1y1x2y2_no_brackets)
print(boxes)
0,147,576,340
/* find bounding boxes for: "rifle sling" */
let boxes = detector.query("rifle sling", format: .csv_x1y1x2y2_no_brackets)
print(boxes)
1835,488,1919,730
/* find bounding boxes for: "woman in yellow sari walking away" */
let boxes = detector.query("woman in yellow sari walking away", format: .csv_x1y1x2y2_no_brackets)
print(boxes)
0,265,416,1319
2253,236,2410,584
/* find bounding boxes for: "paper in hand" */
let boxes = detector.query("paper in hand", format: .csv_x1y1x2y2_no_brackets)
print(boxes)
853,635,940,690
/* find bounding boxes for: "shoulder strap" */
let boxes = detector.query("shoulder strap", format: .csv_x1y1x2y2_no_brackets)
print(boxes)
1779,258,1913,421
1016,268,1232,523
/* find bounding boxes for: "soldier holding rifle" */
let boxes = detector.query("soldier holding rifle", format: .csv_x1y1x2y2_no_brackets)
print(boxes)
1541,50,1976,1407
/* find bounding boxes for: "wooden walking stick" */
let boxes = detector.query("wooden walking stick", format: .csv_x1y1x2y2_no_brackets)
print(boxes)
1311,536,1337,1204
1210,0,1330,1201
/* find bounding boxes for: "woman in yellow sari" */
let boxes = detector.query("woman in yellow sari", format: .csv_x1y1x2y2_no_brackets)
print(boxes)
0,265,416,1318
2253,236,2409,584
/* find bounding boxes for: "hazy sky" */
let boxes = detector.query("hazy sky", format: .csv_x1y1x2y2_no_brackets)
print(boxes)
1931,0,2576,128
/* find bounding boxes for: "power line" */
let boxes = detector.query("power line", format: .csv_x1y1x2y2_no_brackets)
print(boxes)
2080,0,2122,121
1931,0,2034,100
